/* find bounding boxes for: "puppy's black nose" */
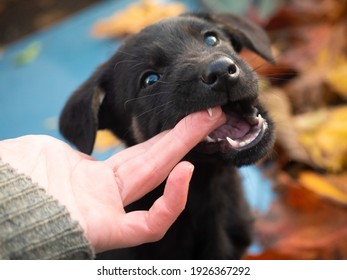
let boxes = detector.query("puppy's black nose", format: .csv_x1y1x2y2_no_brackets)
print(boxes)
201,57,240,87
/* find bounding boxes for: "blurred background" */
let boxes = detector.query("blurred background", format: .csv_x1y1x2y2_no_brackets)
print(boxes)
1,0,347,259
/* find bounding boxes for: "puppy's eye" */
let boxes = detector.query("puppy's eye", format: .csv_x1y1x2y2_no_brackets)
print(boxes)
142,73,160,88
204,33,218,46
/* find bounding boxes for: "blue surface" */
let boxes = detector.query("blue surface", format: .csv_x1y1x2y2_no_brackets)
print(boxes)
241,166,275,214
0,0,274,246
1,0,128,142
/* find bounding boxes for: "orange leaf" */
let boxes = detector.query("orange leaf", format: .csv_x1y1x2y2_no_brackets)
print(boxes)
253,177,347,259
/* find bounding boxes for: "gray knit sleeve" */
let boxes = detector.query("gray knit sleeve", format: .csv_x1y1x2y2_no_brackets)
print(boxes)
0,158,95,259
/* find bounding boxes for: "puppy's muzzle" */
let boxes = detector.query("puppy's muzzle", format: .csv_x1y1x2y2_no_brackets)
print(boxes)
201,57,240,90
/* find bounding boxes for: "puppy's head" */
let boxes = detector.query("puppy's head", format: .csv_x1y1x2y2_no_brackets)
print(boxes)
60,13,275,166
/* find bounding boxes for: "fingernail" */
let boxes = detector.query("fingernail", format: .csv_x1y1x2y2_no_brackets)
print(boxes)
188,164,195,175
208,106,224,119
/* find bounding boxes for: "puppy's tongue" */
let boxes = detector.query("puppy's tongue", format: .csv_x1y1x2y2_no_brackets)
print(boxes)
209,112,253,140
203,106,265,149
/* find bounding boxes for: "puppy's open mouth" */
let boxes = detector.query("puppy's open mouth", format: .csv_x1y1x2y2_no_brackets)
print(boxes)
199,102,268,154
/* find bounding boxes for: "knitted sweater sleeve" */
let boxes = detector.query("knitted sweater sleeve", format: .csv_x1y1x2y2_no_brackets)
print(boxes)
0,158,95,259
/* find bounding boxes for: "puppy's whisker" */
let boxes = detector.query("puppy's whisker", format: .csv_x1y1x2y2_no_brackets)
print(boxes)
252,64,297,76
117,50,140,59
258,71,298,83
261,72,297,76
133,100,174,119
122,102,176,142
251,63,269,73
248,52,286,73
260,77,294,82
155,102,175,118
113,59,141,71
259,74,296,79
155,80,176,85
123,91,168,109
129,61,146,71
157,103,177,130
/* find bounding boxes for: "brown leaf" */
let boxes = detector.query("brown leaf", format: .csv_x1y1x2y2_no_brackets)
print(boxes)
266,0,347,30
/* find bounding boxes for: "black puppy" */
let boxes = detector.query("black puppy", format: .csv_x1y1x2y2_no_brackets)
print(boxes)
59,13,275,259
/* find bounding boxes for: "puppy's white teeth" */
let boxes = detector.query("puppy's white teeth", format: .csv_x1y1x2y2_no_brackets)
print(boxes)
207,108,213,117
256,114,264,127
217,138,223,142
205,135,216,143
258,114,265,121
226,137,238,147
242,138,252,146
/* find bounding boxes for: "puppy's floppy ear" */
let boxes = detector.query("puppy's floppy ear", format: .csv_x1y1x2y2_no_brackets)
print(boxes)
192,13,274,63
59,65,107,155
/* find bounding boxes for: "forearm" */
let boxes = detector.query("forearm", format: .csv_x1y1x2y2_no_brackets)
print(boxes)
0,158,94,259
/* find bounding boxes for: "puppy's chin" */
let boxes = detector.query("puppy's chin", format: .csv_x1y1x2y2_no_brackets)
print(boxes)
193,104,274,166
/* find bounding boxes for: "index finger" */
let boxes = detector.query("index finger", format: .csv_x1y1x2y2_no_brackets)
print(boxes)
112,107,226,205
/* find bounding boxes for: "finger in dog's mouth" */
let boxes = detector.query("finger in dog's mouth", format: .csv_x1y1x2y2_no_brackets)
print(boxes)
200,102,268,152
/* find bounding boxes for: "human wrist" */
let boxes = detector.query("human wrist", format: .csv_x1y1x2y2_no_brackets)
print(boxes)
0,158,95,259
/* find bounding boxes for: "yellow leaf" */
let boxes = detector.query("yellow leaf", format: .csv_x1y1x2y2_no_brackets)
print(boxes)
94,130,121,152
299,171,347,206
294,106,347,171
92,0,186,38
326,63,347,99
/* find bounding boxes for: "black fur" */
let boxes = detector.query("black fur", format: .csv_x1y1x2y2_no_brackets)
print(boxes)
59,13,275,259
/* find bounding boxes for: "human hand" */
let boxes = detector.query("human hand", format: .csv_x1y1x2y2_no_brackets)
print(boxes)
0,107,225,253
